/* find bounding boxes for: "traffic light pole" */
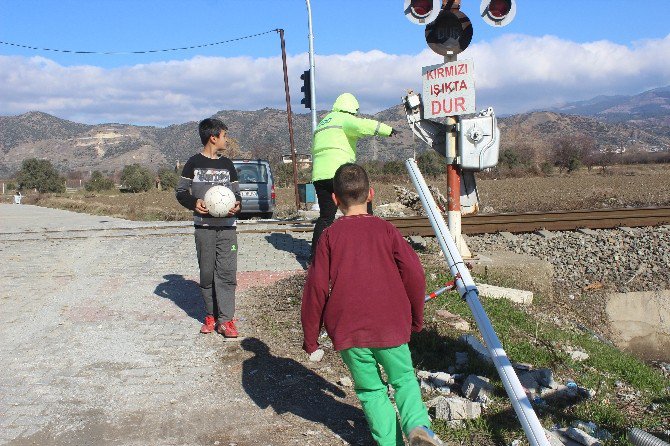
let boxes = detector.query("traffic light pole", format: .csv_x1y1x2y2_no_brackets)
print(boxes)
305,0,317,134
277,29,301,212
444,53,472,258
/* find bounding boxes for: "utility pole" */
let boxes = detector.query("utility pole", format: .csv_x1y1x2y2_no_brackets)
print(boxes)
305,0,317,134
276,29,301,211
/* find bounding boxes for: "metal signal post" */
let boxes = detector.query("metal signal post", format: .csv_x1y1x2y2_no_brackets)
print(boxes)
305,0,317,134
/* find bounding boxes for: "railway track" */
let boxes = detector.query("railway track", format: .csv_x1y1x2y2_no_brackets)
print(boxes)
4,207,667,240
387,206,670,236
250,206,670,237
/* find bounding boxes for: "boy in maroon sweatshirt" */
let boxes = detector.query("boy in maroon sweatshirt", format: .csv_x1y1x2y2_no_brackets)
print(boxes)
301,163,443,446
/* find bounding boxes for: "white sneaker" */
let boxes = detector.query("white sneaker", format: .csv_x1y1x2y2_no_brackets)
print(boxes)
408,426,444,446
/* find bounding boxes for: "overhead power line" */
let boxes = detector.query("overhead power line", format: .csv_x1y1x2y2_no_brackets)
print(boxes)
0,29,278,55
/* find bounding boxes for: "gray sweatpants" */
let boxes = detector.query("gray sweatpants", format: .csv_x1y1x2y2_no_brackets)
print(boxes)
194,227,238,321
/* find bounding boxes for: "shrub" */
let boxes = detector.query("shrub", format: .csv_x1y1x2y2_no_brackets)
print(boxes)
120,164,153,192
85,171,115,192
540,162,554,175
567,157,582,173
382,160,405,175
17,158,66,193
417,151,446,177
500,149,522,169
158,168,179,190
272,162,310,188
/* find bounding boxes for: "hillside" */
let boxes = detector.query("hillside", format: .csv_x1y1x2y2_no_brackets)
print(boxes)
1,87,670,177
549,85,670,127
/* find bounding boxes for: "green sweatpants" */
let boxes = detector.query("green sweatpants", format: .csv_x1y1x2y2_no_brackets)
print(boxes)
339,344,430,446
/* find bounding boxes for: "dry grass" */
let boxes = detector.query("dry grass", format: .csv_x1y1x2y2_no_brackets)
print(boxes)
3,164,669,220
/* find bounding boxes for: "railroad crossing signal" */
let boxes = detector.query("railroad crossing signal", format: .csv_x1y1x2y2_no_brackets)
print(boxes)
300,69,311,109
480,0,516,27
405,0,517,56
403,0,442,25
425,7,473,55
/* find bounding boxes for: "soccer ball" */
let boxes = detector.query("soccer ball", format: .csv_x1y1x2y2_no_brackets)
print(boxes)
204,185,236,217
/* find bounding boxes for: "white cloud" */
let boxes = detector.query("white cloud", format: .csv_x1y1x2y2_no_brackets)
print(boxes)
1,33,669,126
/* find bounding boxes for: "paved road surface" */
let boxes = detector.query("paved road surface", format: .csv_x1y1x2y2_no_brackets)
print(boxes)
0,204,347,446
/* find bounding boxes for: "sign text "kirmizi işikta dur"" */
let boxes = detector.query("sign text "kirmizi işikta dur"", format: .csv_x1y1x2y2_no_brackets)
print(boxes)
422,59,476,118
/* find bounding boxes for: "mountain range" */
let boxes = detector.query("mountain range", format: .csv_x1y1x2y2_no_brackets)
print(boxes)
1,86,669,177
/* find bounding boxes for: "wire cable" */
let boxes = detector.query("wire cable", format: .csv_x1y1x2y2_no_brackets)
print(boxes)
0,29,278,55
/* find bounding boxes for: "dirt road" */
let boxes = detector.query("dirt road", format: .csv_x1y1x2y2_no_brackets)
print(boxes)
0,205,371,446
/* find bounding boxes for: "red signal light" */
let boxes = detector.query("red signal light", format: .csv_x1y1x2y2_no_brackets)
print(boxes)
480,0,516,27
410,0,432,17
488,0,511,18
404,0,441,25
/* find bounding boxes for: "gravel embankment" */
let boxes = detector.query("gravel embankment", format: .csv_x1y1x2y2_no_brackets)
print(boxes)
467,226,670,295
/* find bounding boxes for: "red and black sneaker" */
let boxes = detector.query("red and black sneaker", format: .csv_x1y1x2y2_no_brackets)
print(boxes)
200,315,216,334
216,320,239,338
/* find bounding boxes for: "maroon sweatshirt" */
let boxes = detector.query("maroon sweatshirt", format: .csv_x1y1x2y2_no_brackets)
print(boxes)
301,214,426,354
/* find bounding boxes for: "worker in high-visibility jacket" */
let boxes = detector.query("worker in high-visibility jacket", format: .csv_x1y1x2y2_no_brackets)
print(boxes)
309,93,398,260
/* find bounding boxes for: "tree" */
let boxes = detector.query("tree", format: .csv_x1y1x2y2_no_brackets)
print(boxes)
500,149,522,169
85,171,115,192
272,162,309,187
578,136,598,171
120,164,153,192
499,144,536,170
551,136,588,173
17,158,66,193
593,147,618,174
382,160,405,175
158,168,179,190
417,150,446,177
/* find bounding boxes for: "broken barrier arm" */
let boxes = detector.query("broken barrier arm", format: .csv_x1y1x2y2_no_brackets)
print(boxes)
405,158,550,446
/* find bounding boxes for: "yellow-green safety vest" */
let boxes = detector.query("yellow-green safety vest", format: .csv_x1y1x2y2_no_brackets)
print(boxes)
311,112,392,181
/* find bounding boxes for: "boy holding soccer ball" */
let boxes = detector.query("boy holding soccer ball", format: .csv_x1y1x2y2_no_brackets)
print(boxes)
176,118,242,337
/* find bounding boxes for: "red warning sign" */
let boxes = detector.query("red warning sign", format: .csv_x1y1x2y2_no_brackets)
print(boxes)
422,59,475,118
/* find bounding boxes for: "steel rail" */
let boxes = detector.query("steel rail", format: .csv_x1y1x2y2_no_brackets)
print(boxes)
386,206,670,236
6,207,665,238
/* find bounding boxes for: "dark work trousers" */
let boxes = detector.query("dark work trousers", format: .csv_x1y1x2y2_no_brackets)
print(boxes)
310,178,372,260
194,226,238,322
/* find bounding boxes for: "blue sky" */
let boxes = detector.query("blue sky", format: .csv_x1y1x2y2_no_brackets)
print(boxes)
1,0,669,126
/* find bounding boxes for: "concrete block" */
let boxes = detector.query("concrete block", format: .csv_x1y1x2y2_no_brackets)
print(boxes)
546,429,582,446
606,289,670,361
408,236,427,249
428,396,482,421
517,370,540,395
461,375,494,401
565,427,603,446
618,226,635,233
535,229,555,239
477,283,533,305
535,368,556,388
470,251,554,298
516,368,556,395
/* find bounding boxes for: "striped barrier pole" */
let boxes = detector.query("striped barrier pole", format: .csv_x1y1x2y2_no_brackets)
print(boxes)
406,158,550,446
